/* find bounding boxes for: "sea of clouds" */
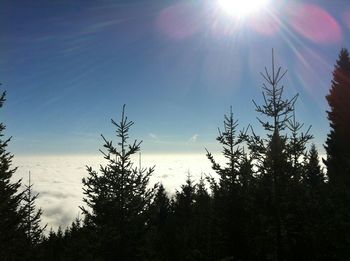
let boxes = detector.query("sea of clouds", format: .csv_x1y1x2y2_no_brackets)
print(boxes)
12,153,224,232
12,152,325,233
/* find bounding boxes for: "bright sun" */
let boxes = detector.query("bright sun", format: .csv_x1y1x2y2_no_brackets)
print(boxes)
218,0,270,18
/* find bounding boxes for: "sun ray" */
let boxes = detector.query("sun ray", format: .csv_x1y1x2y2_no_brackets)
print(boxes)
218,0,270,19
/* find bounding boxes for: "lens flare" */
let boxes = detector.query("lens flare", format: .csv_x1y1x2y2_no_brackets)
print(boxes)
289,4,342,44
218,0,270,18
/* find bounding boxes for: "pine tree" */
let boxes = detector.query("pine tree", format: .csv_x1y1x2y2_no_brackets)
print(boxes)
23,171,46,246
152,183,170,228
304,144,324,187
206,107,245,190
323,48,350,259
192,176,212,261
248,50,305,260
61,217,94,261
0,89,26,260
324,48,350,187
171,174,197,261
80,105,156,261
285,110,312,182
149,184,171,261
206,108,250,260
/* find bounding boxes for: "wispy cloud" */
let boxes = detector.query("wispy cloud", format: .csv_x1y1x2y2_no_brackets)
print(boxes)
148,133,158,139
188,134,199,143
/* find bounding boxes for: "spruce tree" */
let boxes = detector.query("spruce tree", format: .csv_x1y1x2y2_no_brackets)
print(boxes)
206,107,245,190
23,171,46,246
80,105,156,261
285,110,312,182
324,48,350,187
0,89,26,260
323,48,350,259
149,184,171,261
248,50,307,260
206,108,250,260
304,144,324,187
192,176,212,261
171,174,197,261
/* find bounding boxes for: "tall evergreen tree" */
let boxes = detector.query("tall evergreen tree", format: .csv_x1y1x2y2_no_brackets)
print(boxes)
286,110,312,182
206,108,251,260
304,144,324,187
248,50,311,260
80,105,156,261
206,107,245,190
170,174,197,261
23,171,46,246
323,48,350,260
0,89,26,260
148,183,171,261
324,48,350,187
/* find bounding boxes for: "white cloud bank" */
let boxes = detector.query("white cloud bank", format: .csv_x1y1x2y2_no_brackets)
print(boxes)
11,152,326,233
12,153,223,232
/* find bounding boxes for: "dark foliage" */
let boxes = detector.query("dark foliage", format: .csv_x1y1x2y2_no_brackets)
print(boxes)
0,89,27,260
323,48,350,259
324,48,350,187
80,105,157,261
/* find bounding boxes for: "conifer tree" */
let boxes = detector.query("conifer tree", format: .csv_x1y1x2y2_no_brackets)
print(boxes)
206,107,245,189
304,144,324,187
80,105,156,261
23,171,46,246
0,89,26,260
323,48,350,259
248,50,303,260
170,174,197,261
151,183,170,228
192,176,212,261
149,184,171,261
206,108,250,260
324,48,350,187
286,110,312,182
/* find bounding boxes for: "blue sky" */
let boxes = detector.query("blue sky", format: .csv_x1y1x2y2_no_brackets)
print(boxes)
1,0,350,155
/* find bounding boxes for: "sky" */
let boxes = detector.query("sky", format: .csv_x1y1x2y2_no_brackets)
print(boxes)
1,0,350,156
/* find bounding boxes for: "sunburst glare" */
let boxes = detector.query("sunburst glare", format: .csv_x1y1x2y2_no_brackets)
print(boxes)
218,0,270,18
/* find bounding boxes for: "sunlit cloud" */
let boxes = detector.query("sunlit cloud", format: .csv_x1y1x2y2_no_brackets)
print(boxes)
288,3,342,44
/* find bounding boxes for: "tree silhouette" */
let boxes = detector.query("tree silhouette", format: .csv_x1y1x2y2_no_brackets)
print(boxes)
23,171,46,246
324,48,350,187
304,144,324,187
148,183,171,261
206,108,252,260
206,107,245,189
0,89,26,260
80,105,156,261
323,48,350,260
248,50,311,260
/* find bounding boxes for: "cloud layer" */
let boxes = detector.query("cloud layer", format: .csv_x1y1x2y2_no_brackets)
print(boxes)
12,153,221,233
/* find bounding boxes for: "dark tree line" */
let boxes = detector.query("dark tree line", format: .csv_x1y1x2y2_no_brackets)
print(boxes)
1,49,350,260
0,90,45,260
